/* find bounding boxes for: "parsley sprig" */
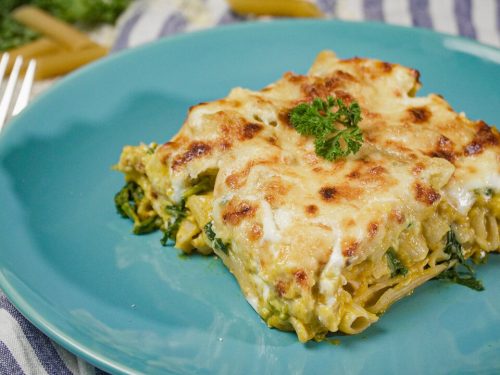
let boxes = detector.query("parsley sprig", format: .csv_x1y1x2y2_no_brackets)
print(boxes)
289,96,363,161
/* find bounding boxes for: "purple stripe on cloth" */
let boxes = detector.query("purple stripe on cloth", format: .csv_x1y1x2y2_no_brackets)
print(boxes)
217,10,246,25
0,341,25,375
454,0,476,38
158,11,188,37
409,0,433,28
111,8,144,52
94,367,110,375
363,0,384,21
0,296,72,375
317,0,337,14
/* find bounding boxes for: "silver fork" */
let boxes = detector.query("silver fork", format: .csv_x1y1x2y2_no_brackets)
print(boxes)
0,53,37,132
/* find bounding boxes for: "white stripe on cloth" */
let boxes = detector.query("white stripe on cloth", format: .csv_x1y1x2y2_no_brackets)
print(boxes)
383,0,412,26
429,0,459,35
472,0,500,46
0,310,49,375
53,342,98,375
204,0,230,24
336,0,365,20
128,0,178,48
176,0,216,32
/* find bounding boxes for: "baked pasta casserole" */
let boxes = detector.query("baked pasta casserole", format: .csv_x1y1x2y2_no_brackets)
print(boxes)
113,51,500,342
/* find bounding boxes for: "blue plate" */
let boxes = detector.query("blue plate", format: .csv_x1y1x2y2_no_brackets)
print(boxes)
1,20,499,375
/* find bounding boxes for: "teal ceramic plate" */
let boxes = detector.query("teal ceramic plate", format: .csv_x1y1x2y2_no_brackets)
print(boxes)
0,20,499,374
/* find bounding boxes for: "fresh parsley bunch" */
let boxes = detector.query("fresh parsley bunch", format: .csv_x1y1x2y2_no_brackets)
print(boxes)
290,96,363,161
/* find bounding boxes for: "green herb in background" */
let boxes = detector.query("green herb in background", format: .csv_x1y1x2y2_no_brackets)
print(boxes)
0,9,39,51
32,0,132,25
289,96,363,161
0,0,132,51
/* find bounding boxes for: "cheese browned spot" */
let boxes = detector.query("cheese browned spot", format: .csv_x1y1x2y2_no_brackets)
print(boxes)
368,222,379,238
301,72,356,99
407,106,432,123
333,90,354,104
276,280,288,297
431,135,456,162
319,186,337,201
390,209,405,224
305,204,319,216
319,185,363,203
414,182,440,205
412,162,425,176
222,200,257,226
464,121,499,156
241,123,263,140
263,176,290,207
172,141,211,170
248,223,263,241
380,61,393,73
294,270,308,287
343,240,359,257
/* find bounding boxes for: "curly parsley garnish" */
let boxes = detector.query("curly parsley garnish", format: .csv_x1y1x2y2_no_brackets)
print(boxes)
289,96,363,161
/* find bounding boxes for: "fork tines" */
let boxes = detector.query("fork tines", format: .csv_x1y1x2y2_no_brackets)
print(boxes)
0,53,37,132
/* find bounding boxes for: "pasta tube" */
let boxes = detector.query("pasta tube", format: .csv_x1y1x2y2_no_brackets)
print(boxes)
6,38,61,73
12,6,94,50
35,46,108,80
227,0,324,18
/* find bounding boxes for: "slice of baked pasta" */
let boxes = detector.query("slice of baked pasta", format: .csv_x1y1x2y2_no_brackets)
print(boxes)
114,51,500,342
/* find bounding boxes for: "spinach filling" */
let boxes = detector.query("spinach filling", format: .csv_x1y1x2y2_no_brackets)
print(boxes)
435,230,484,291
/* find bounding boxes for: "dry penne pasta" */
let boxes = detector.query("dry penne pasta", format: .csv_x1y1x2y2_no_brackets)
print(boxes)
7,38,60,60
12,6,94,50
6,38,62,72
35,46,108,80
227,0,324,17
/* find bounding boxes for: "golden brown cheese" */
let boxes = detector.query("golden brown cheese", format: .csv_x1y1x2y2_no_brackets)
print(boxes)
115,51,500,342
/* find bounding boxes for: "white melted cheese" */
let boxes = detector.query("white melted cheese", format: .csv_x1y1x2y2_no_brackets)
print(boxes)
446,150,500,213
247,295,259,312
274,208,293,231
319,233,345,298
170,177,185,202
189,106,215,130
247,274,271,313
260,200,281,243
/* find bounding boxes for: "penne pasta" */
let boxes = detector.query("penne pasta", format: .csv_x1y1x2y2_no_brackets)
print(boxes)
5,38,61,72
34,46,108,80
12,6,94,50
339,300,378,334
227,0,324,18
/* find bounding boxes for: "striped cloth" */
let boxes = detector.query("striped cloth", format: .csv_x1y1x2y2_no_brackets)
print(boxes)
112,0,500,51
1,1,499,374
